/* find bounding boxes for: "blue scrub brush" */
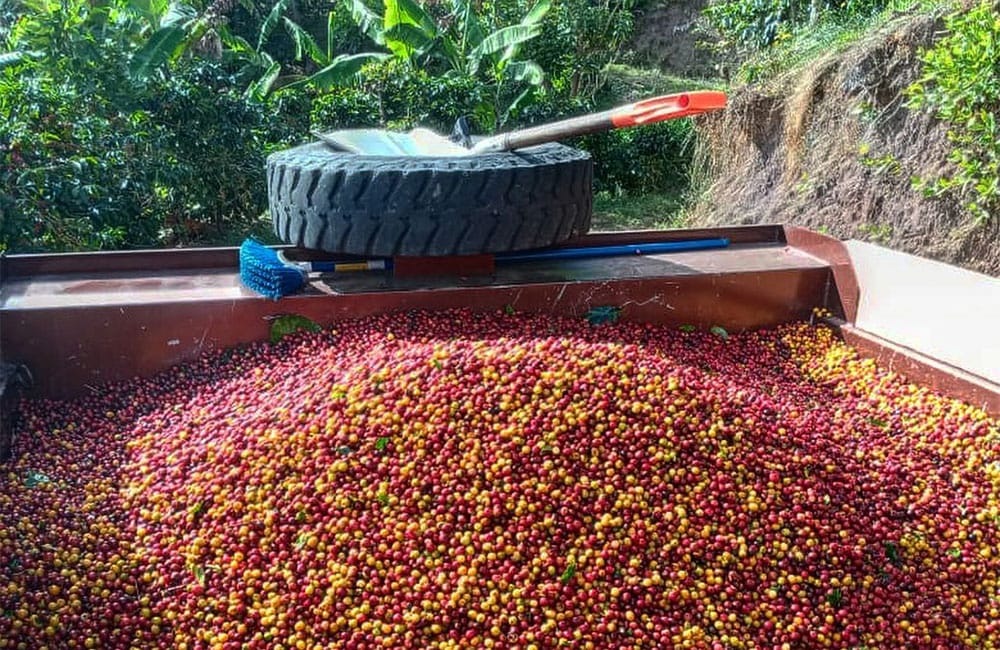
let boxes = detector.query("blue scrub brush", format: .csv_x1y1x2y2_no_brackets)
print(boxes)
239,239,388,299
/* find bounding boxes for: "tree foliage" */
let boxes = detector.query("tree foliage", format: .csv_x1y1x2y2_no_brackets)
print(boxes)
329,0,551,128
704,0,892,56
0,0,668,253
907,0,999,222
0,0,302,251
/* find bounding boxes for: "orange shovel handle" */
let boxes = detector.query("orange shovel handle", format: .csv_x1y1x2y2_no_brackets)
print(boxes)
469,90,728,154
610,90,728,128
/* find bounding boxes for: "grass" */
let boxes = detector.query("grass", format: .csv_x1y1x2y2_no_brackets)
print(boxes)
602,65,726,102
736,0,949,84
590,190,689,231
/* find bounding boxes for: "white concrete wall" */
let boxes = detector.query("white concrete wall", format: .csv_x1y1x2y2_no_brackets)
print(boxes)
846,240,1000,384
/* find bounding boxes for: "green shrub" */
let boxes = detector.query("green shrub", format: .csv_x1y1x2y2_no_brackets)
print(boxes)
294,0,552,130
139,63,305,243
907,0,1000,222
704,0,892,56
575,119,695,196
0,0,302,252
309,59,488,133
521,0,636,100
0,0,681,253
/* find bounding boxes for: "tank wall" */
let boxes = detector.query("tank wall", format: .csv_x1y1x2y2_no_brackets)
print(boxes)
846,240,1000,385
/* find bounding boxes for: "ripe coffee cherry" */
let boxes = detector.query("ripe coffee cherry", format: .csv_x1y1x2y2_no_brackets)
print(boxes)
1,311,997,649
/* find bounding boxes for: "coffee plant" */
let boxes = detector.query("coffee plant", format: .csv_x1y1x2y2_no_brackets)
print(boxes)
0,0,696,253
704,0,893,56
907,0,999,222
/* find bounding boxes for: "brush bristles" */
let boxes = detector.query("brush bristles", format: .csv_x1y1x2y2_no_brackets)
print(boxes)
239,239,306,300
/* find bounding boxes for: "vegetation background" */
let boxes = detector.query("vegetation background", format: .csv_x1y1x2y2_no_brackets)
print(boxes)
0,0,996,266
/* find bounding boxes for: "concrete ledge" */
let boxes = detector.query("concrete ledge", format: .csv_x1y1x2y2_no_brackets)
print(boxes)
845,240,1000,385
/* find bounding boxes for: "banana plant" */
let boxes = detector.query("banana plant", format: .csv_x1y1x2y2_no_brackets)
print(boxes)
347,0,550,127
128,0,206,79
277,6,389,92
130,0,386,97
226,0,389,97
216,0,307,99
350,0,548,81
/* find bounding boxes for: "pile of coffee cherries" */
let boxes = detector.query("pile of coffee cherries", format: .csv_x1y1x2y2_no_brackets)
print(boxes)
1,310,997,649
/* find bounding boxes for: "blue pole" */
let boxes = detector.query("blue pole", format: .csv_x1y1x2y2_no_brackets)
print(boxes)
496,238,730,263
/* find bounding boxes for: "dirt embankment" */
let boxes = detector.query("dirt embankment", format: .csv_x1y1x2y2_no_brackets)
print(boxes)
686,12,999,276
632,0,717,78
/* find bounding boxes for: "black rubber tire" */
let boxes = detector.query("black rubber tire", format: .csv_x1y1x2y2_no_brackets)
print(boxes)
266,141,593,256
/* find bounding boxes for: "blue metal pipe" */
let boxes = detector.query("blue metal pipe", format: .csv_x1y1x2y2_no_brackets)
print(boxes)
495,238,730,263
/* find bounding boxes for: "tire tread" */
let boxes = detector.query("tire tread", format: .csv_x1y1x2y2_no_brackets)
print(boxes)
266,142,592,256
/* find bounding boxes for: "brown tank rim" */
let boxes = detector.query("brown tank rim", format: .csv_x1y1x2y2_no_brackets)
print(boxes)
0,225,785,277
829,319,1000,418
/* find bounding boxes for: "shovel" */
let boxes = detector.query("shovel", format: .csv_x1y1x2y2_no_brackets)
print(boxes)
312,90,727,156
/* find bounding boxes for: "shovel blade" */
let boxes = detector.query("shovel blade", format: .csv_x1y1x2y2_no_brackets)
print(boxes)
313,128,469,156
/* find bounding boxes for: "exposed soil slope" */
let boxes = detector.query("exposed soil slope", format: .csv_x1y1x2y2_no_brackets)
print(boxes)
689,12,999,276
632,0,717,78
